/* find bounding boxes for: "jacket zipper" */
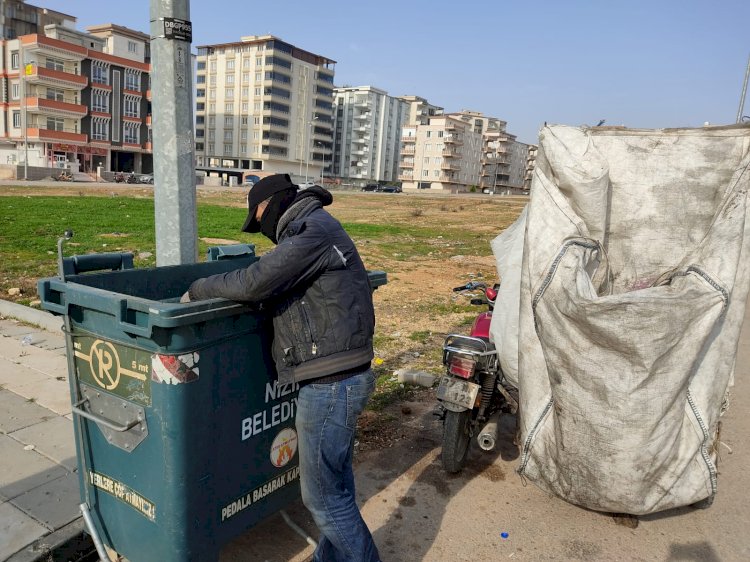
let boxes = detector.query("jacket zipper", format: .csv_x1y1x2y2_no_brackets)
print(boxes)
300,301,317,355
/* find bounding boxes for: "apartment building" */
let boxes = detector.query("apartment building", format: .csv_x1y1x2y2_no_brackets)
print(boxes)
1,0,75,40
399,115,483,192
333,86,409,183
194,35,335,184
398,95,443,125
0,23,152,174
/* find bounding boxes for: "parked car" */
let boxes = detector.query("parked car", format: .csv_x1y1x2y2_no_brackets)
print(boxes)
362,184,381,192
381,185,402,193
139,174,154,185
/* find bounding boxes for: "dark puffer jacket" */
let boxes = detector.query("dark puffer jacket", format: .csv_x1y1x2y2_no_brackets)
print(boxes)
188,187,375,385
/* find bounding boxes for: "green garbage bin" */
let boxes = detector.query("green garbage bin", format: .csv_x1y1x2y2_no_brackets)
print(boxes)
38,250,386,562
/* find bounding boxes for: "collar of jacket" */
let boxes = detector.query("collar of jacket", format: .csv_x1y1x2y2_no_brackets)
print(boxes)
276,187,330,239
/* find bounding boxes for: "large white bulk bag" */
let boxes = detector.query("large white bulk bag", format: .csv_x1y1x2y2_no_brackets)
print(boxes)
517,124,750,515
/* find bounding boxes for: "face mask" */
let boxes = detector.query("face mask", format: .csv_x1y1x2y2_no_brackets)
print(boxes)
259,189,296,243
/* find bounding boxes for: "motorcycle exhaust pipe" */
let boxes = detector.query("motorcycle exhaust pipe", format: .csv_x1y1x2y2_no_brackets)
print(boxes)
477,411,502,451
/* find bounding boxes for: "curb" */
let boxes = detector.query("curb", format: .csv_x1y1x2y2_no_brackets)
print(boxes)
0,300,62,333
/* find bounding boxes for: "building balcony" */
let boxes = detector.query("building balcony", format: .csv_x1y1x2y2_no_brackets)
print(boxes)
398,173,414,181
441,162,460,171
444,135,463,145
442,149,460,158
21,34,88,61
401,136,416,143
437,175,459,183
354,137,369,144
355,99,371,108
26,128,87,144
400,146,415,155
353,112,370,121
24,66,88,90
400,161,414,168
25,97,87,118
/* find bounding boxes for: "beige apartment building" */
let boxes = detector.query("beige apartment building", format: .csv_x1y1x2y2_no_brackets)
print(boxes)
399,115,483,192
398,95,443,125
194,35,335,184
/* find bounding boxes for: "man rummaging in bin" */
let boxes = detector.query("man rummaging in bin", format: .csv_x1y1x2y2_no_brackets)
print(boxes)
182,173,381,562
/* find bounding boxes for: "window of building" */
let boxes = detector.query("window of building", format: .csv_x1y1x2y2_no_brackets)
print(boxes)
128,41,138,53
227,59,235,70
210,61,217,72
241,116,249,125
240,144,247,153
253,117,260,125
196,75,205,84
423,157,429,164
124,97,140,118
196,116,205,125
91,91,109,112
255,72,262,81
224,116,233,126
209,89,216,99
45,57,64,72
241,102,248,112
11,51,19,70
226,75,235,85
92,64,108,85
124,122,139,144
207,143,214,153
196,142,204,151
12,111,20,128
225,102,234,112
208,116,216,127
11,82,19,100
91,120,108,141
422,170,428,177
241,87,249,98
434,169,440,177
254,102,261,111
210,75,216,86
243,58,251,69
125,71,140,91
197,61,206,70
209,103,216,112
224,144,233,154
226,89,234,99
254,87,261,96
196,129,205,138
256,57,262,66
208,130,215,140
196,89,205,98
242,72,250,83
438,131,444,138
197,102,205,111
426,131,431,138
47,117,65,131
224,130,232,141
241,130,248,140
253,131,260,140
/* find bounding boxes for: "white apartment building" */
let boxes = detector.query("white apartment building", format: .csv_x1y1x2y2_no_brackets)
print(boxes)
333,86,409,183
399,115,482,192
194,35,335,184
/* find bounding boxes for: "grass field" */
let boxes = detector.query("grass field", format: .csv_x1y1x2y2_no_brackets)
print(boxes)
0,186,526,406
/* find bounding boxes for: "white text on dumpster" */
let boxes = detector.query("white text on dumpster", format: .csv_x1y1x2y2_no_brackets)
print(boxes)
221,465,300,521
240,381,299,441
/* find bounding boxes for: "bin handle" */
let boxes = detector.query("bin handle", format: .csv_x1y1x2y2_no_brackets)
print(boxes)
116,299,153,338
72,398,142,432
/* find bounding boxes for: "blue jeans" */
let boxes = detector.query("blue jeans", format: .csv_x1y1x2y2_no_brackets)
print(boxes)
295,369,381,562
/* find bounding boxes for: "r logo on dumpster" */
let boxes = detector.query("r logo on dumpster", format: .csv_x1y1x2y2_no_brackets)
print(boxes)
90,340,120,390
73,336,152,405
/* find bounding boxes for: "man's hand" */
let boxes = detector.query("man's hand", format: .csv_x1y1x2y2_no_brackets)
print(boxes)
180,291,191,303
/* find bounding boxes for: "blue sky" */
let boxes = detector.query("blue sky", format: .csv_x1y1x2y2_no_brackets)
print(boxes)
44,1,749,144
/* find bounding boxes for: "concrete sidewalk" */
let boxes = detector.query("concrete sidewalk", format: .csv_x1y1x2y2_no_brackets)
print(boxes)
0,304,86,561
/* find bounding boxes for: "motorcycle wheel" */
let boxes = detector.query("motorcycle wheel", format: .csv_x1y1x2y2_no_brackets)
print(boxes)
442,409,472,473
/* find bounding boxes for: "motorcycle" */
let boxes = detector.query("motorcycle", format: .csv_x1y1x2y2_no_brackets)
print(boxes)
113,172,126,183
437,281,518,473
54,170,73,181
126,172,138,184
